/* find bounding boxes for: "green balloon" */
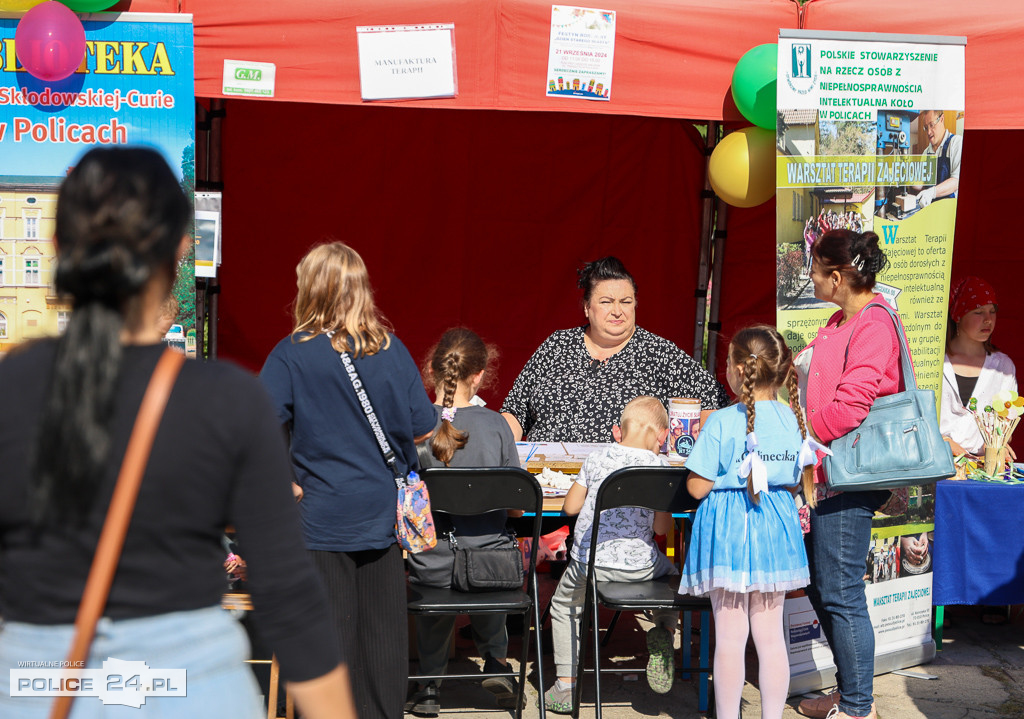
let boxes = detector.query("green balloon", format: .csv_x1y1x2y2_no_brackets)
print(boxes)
59,0,118,11
731,43,778,131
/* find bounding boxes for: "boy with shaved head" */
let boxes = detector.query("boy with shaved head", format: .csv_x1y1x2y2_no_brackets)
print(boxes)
543,396,680,713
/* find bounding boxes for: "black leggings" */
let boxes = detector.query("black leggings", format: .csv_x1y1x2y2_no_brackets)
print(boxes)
311,544,407,719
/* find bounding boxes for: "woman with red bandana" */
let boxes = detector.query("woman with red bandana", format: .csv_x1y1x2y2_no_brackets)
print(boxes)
940,276,1017,457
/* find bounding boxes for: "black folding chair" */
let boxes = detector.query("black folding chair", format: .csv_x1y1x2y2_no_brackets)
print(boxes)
572,466,713,719
408,467,546,719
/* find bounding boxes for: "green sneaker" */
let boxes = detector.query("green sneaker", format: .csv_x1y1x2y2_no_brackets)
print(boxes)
646,626,674,694
542,683,575,714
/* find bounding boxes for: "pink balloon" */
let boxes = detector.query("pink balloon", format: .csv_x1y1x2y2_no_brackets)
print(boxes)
15,1,86,82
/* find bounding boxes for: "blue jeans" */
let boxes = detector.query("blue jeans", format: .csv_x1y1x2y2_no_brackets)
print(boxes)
804,490,888,717
0,606,263,719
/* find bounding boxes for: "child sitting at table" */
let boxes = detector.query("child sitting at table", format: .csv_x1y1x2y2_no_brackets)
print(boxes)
405,328,522,717
543,396,678,714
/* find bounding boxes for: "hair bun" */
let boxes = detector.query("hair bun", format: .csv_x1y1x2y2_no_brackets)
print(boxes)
576,263,593,291
849,231,889,277
864,250,889,275
576,256,636,301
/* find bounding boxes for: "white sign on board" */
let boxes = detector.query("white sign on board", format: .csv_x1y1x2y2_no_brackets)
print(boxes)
222,60,276,98
356,24,458,101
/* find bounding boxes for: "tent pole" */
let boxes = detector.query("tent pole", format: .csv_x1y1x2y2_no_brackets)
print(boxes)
194,101,210,360
706,200,729,374
693,121,721,365
207,98,225,360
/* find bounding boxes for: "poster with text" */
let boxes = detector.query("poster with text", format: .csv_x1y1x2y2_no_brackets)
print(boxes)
776,29,961,692
356,24,457,101
776,30,965,396
545,6,615,101
0,14,195,353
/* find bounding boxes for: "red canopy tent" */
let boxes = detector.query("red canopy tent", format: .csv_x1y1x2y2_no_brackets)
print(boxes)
122,0,1024,413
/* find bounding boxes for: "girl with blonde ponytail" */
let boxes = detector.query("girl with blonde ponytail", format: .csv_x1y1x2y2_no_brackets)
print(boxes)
404,328,523,715
679,324,821,719
261,240,437,719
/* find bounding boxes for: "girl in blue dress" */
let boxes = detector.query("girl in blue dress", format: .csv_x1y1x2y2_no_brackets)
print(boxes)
679,325,824,719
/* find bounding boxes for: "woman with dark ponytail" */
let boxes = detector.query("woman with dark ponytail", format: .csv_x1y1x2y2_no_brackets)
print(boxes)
404,328,523,716
795,229,905,719
0,147,354,719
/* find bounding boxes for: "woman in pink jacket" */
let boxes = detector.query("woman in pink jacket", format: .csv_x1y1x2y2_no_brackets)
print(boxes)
794,229,902,719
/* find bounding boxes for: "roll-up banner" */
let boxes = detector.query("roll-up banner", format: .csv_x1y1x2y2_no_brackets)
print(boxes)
0,13,195,354
775,29,964,693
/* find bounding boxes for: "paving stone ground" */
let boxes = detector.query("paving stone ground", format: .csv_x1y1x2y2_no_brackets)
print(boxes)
406,571,1024,719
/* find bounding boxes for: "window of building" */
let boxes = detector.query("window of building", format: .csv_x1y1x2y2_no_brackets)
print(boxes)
792,193,803,221
25,215,39,240
58,311,69,334
0,256,5,286
0,313,6,339
26,197,37,204
25,257,39,285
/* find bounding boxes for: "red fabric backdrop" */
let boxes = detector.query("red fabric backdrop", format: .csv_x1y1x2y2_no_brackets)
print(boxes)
116,0,1024,442
218,100,1024,418
217,101,709,404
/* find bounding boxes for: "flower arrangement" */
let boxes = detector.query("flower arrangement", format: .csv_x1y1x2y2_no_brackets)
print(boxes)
969,390,1023,477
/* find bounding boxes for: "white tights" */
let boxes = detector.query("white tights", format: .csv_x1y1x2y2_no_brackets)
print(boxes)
709,588,790,719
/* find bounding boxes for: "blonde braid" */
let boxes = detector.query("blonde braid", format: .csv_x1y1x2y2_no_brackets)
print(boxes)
786,368,816,508
440,354,459,409
741,355,760,505
431,352,469,466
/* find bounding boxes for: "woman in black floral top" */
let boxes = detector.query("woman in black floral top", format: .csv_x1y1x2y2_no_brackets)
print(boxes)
501,257,729,442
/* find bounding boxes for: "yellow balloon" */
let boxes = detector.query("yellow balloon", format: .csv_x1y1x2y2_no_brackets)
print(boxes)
0,0,47,10
708,126,777,208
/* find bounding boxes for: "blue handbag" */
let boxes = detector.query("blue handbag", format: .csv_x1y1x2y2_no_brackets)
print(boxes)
823,302,955,491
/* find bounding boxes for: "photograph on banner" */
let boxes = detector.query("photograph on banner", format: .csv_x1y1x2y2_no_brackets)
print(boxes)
194,210,220,279
0,17,195,356
545,5,615,101
786,485,936,694
776,31,965,397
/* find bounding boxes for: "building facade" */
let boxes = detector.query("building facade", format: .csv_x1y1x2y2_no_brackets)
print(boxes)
0,177,70,354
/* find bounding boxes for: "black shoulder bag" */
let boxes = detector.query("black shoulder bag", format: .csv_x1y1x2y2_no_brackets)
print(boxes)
450,527,524,592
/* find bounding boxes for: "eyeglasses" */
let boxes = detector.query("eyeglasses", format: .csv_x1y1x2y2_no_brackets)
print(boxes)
924,114,944,130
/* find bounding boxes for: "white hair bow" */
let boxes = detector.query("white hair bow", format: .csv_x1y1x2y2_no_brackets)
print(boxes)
798,436,832,469
738,432,769,497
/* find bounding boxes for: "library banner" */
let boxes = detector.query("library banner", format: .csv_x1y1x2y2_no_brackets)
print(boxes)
775,29,964,692
0,13,194,352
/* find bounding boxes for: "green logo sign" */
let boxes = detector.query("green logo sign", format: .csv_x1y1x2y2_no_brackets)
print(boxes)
234,68,262,82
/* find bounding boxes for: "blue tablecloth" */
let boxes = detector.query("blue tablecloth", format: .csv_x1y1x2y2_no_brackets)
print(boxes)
932,479,1024,606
